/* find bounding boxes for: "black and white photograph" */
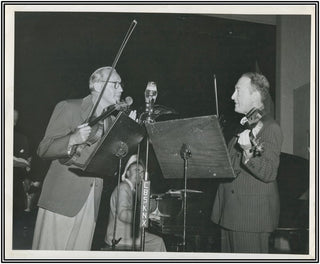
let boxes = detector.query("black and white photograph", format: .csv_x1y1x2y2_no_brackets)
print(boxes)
3,2,317,261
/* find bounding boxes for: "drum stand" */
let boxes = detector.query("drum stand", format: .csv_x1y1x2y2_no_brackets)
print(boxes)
180,143,192,251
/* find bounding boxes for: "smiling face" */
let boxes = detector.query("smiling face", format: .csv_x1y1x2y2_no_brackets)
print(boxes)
231,76,257,115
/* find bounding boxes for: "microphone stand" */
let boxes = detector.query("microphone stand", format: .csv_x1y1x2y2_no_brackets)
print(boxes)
139,100,155,251
111,141,129,249
131,144,141,251
140,135,150,251
180,143,192,252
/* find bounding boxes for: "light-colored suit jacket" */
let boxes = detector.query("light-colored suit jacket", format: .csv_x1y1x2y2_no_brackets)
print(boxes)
37,95,103,218
211,115,283,232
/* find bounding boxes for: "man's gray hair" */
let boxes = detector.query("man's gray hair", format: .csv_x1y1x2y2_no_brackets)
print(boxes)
242,72,270,102
89,66,114,91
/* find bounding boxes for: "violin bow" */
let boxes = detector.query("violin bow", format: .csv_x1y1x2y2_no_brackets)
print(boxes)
213,74,219,119
85,19,138,123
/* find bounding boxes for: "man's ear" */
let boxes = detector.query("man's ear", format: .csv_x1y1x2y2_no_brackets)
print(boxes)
252,90,262,103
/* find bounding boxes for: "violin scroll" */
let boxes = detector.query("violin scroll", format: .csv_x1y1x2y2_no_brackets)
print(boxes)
88,96,133,127
115,96,133,111
245,107,265,126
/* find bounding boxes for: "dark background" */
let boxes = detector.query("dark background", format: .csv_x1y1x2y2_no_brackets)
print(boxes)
13,12,280,250
14,12,276,151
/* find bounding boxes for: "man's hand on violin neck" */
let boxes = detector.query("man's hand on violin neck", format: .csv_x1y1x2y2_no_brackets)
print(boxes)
69,123,92,145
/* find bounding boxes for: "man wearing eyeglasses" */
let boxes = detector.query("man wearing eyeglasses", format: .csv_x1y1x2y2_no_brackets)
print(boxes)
32,66,136,250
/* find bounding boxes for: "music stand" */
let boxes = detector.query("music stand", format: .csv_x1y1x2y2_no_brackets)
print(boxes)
112,144,129,249
145,115,235,250
70,112,145,178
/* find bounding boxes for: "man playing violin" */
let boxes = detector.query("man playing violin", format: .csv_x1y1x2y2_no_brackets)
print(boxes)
32,66,136,250
211,72,283,253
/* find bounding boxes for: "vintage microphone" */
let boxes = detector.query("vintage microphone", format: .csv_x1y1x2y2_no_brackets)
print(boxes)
144,81,158,123
138,81,158,251
138,82,178,124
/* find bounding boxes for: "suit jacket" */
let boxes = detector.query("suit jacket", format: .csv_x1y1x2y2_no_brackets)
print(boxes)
105,179,136,246
211,115,283,232
37,95,103,218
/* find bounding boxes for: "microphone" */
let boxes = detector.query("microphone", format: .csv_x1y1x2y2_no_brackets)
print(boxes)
144,81,157,122
88,97,133,127
113,141,129,158
124,96,133,107
114,96,133,112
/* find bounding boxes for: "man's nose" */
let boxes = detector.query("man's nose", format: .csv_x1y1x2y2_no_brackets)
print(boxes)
231,91,236,100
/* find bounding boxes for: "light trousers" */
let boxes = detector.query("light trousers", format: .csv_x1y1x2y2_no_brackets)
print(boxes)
32,185,96,250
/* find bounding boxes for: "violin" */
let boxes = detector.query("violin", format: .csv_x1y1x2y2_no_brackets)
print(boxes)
241,107,266,157
60,98,133,166
88,97,133,128
243,107,265,128
85,96,133,144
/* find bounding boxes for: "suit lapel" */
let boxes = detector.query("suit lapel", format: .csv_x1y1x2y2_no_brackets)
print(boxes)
80,95,94,123
255,115,272,138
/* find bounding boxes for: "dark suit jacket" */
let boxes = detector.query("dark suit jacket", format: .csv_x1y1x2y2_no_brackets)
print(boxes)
211,115,283,232
37,95,103,218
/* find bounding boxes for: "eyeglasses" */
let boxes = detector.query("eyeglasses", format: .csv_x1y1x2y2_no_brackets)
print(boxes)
97,81,123,89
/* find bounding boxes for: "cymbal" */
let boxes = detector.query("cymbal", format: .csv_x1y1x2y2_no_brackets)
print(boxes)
150,193,166,199
167,189,203,195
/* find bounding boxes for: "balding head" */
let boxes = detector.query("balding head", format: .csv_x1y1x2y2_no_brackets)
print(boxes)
89,66,121,92
88,66,123,108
